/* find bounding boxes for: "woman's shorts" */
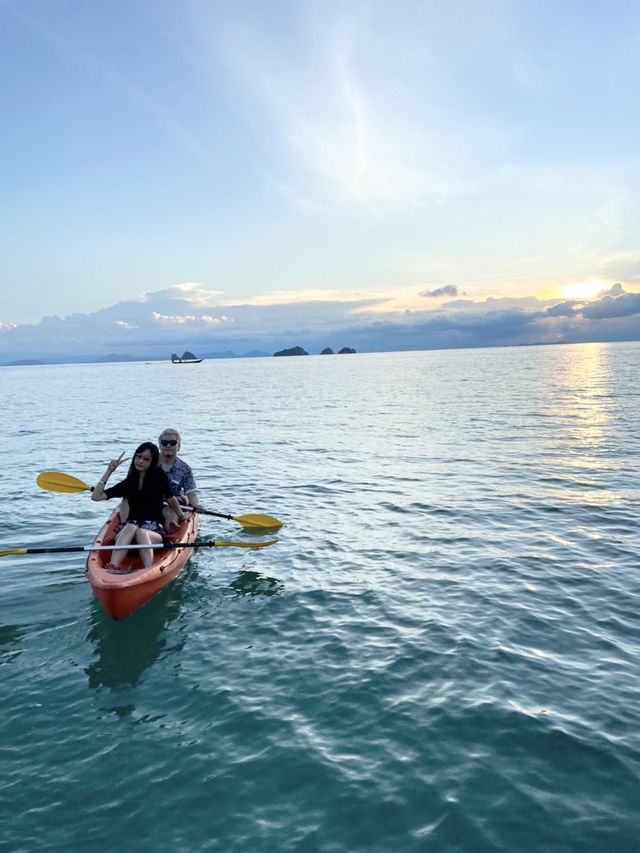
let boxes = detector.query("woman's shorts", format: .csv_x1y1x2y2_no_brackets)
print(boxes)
116,519,165,537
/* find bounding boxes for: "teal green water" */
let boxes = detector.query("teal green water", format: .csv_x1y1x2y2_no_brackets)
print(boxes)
2,345,639,851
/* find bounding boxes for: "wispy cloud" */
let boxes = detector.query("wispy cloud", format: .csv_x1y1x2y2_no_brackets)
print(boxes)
597,248,640,284
190,2,476,212
239,288,380,306
187,0,640,242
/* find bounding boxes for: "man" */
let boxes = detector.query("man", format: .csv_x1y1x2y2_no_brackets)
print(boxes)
157,428,202,528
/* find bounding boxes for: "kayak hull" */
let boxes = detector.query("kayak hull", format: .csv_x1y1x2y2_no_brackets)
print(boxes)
85,509,198,620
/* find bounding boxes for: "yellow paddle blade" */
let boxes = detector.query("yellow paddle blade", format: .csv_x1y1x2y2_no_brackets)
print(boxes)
0,548,28,557
36,471,92,493
234,514,283,530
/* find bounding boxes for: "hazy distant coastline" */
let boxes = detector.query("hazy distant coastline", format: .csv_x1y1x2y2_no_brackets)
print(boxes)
1,351,270,367
2,337,635,368
1,346,360,367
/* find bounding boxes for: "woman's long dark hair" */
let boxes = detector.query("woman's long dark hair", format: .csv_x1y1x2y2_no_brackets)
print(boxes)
123,442,161,490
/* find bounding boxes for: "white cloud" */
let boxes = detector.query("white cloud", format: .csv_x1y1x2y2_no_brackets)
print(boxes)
201,314,234,325
152,312,197,325
143,282,223,307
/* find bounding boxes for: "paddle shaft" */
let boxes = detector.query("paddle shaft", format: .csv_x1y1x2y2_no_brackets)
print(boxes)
1,539,277,557
197,508,235,521
179,504,232,520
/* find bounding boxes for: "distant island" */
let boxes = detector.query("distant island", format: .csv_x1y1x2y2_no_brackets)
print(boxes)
274,346,357,356
96,353,136,363
273,346,308,357
171,351,204,364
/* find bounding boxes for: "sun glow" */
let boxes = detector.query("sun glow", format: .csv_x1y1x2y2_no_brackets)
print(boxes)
561,280,611,300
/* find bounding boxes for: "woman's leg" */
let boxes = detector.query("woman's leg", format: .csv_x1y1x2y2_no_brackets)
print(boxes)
134,527,163,568
110,523,137,568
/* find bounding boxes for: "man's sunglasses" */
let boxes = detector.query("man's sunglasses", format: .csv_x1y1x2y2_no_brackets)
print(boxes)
161,439,178,446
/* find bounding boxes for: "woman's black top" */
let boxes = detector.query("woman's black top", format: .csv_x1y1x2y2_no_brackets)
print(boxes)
104,469,172,524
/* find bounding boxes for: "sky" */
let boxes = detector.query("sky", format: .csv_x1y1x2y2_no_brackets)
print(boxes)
2,0,640,360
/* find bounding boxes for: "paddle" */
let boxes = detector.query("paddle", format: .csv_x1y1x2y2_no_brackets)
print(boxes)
36,471,283,529
37,471,93,493
181,506,282,530
1,539,278,558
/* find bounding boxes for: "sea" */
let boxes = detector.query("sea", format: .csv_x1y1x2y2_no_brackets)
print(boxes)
1,343,639,852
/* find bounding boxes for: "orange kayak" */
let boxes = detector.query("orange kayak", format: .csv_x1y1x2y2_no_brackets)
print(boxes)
85,509,199,620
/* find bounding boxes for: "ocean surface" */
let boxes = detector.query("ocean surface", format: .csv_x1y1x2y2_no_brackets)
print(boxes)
1,343,639,852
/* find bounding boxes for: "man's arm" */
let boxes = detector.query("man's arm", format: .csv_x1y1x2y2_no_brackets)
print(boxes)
186,489,202,510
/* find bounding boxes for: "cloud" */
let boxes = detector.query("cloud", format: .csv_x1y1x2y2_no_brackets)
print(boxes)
420,285,459,299
545,301,581,318
2,282,640,364
142,282,224,308
579,288,640,320
151,307,234,326
201,315,234,326
152,312,197,325
242,288,380,307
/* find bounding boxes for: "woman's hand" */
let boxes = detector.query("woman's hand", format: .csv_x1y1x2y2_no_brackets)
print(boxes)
106,452,127,476
92,451,127,501
102,451,127,482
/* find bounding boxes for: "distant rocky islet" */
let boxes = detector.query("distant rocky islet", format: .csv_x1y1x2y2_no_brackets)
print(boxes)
273,346,356,356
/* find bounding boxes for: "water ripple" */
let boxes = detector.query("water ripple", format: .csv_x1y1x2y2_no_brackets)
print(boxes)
2,346,640,850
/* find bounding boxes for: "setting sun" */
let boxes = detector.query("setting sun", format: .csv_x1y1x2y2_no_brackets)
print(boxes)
561,280,611,300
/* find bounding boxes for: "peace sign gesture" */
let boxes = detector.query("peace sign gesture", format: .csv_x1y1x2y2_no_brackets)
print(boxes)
95,451,127,493
106,452,127,475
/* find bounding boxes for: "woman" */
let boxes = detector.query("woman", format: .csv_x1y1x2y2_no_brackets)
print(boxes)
91,442,187,569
